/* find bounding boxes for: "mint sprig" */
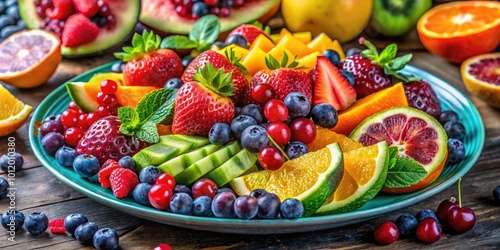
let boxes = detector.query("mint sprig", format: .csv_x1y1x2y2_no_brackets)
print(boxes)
161,15,221,55
383,147,428,188
118,88,177,143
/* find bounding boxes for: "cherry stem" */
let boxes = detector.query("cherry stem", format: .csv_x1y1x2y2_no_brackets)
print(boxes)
267,135,291,161
457,178,462,208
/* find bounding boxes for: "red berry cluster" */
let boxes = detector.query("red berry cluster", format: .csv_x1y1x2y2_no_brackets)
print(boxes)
98,159,139,198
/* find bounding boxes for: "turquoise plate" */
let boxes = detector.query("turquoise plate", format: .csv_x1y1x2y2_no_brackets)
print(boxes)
29,62,485,234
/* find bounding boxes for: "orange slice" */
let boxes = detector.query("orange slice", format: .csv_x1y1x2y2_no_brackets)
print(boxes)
461,52,500,107
417,1,500,63
0,84,32,136
307,126,363,153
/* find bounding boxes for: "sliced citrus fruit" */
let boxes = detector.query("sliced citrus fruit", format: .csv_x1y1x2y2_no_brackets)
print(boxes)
0,29,61,88
230,143,344,217
115,85,159,108
308,126,363,152
417,1,500,63
315,141,389,215
461,52,500,108
0,84,33,136
333,83,409,136
350,106,448,194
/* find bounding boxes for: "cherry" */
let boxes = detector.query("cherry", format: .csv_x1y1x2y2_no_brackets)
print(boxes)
447,178,476,233
191,178,218,199
416,217,442,243
290,118,316,144
153,243,173,250
373,221,399,245
148,184,173,210
64,127,84,148
60,109,79,128
252,84,276,104
436,197,458,222
264,99,288,122
259,146,284,171
156,173,176,189
100,79,118,94
266,122,291,147
219,7,230,17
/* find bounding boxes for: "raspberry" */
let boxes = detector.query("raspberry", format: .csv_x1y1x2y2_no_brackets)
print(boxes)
110,168,139,199
48,218,66,234
98,159,121,188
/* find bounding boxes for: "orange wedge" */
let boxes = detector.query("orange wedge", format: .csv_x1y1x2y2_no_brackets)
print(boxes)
308,126,363,153
0,84,32,136
461,52,500,108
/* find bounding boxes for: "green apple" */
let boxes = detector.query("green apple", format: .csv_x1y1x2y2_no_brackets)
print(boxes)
370,0,432,37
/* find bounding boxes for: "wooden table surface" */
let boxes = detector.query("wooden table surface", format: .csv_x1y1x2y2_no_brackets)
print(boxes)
1,31,500,250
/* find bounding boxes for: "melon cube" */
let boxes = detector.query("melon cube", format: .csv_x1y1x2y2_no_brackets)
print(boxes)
242,47,268,76
297,51,321,73
267,45,294,64
249,34,275,53
293,32,312,44
277,33,314,58
220,44,249,60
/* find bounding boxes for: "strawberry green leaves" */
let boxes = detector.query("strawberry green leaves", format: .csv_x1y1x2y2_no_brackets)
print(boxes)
161,15,221,55
115,30,162,62
383,146,428,188
193,63,236,97
118,88,177,143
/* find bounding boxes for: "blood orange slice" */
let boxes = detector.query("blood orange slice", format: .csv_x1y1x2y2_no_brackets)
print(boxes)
350,106,448,194
461,52,500,108
0,29,61,88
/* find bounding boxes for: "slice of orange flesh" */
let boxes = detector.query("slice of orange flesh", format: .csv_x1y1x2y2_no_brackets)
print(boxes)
308,126,363,152
0,84,33,136
461,52,500,107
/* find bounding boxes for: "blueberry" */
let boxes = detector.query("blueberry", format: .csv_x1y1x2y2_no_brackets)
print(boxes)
174,184,192,195
110,61,125,73
209,123,231,146
73,154,100,178
0,177,9,199
6,5,19,20
211,191,237,218
311,103,338,129
164,78,183,89
493,186,500,205
182,55,194,68
24,212,49,235
5,0,17,7
139,165,161,184
234,106,242,116
170,193,194,215
415,209,441,230
323,50,341,67
230,115,257,139
40,119,64,137
225,34,248,48
41,132,65,156
280,198,304,219
284,141,308,159
283,92,311,119
241,125,268,153
0,152,23,172
192,1,209,17
257,193,281,219
346,48,361,57
340,70,355,86
55,146,77,167
443,121,466,140
0,15,15,30
249,189,267,199
212,41,226,49
17,19,26,29
240,104,263,123
0,3,5,15
64,213,88,235
132,183,152,206
75,222,99,245
447,138,465,163
44,114,62,122
216,187,235,195
439,110,459,125
193,196,212,217
118,156,137,172
395,213,418,237
93,228,119,250
1,25,22,38
234,195,258,219
1,210,24,232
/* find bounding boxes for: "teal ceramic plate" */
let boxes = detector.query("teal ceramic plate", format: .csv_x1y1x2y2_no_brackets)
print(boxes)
29,62,485,234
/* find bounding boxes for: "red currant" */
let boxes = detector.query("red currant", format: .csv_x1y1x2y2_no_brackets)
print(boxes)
148,184,173,210
153,243,173,250
97,92,106,106
204,0,219,6
156,173,176,189
266,122,291,146
264,99,288,122
102,94,118,107
416,217,441,243
220,7,230,17
60,109,79,128
64,127,84,147
68,102,80,112
436,197,457,222
373,221,399,245
290,118,316,144
252,84,276,104
97,106,110,117
86,112,101,127
191,178,218,199
258,146,284,171
100,79,118,94
78,113,89,130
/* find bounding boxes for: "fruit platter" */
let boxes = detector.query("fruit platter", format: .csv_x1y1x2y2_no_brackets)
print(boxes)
1,0,499,248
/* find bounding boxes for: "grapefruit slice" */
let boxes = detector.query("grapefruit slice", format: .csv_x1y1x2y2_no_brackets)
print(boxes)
350,106,448,194
0,29,61,89
460,52,500,108
417,1,500,63
0,84,33,136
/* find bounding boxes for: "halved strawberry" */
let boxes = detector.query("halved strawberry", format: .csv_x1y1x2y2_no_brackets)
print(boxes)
312,56,357,111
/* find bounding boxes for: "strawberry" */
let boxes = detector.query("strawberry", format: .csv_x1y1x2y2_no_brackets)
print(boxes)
182,50,248,104
46,0,76,20
61,13,99,48
109,168,139,199
244,53,313,105
98,159,122,188
115,30,183,88
48,218,66,234
312,56,357,111
172,63,236,136
71,0,99,17
75,116,147,164
226,23,271,44
404,80,442,119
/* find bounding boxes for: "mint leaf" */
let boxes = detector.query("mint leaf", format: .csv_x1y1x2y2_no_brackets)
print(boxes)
384,157,428,188
136,121,159,143
136,88,177,124
161,36,199,49
189,15,220,46
118,107,140,136
378,44,397,64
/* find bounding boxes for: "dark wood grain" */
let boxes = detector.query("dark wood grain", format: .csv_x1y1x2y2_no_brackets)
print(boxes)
1,36,500,250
